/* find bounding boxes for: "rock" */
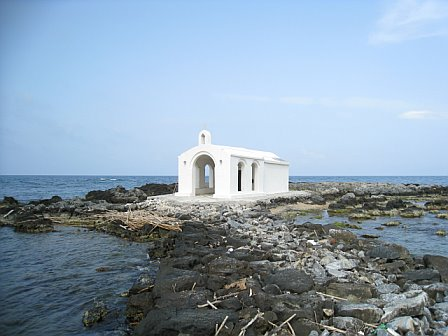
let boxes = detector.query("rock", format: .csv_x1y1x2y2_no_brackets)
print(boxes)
82,301,108,327
129,273,155,295
388,316,416,334
381,290,429,323
424,255,448,283
207,256,249,276
367,243,411,261
30,195,63,206
265,269,314,294
152,265,204,298
431,302,448,322
403,269,441,283
332,316,364,331
0,196,20,215
134,308,238,336
335,303,383,323
126,292,154,323
14,214,54,233
85,185,147,204
137,183,176,196
376,283,401,295
326,282,374,302
385,199,408,209
383,221,401,227
340,193,357,205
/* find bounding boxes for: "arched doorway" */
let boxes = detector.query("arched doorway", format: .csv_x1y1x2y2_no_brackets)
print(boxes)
193,154,215,196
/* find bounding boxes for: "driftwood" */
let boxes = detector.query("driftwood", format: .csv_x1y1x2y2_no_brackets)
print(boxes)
104,209,183,232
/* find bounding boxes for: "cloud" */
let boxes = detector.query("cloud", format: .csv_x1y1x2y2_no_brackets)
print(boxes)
370,0,448,44
280,96,409,110
399,110,446,119
279,96,314,105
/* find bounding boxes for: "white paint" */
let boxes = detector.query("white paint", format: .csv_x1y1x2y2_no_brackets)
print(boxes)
176,130,289,198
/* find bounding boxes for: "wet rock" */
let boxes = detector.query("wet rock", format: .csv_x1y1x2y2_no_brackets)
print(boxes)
265,268,314,294
381,290,429,323
0,196,20,215
385,199,408,210
14,214,54,233
126,292,154,323
335,302,383,323
134,308,238,336
129,273,155,295
424,255,448,283
82,300,108,327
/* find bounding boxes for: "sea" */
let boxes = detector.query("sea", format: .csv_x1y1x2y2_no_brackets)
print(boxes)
0,175,447,202
0,175,447,335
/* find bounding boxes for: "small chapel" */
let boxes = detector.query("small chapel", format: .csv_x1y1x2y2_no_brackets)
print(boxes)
176,130,289,198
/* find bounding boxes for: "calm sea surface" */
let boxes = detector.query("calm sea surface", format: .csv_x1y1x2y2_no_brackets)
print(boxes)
0,226,152,336
1,175,447,202
0,176,447,335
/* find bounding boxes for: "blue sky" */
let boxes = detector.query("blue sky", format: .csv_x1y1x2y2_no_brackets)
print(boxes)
1,0,447,176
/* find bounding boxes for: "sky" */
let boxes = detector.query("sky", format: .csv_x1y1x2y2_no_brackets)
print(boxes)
0,0,447,176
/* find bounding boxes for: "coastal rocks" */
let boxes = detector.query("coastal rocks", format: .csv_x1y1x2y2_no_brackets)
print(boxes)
134,308,238,336
326,282,374,302
137,183,176,196
367,243,411,261
0,196,19,215
14,213,54,233
335,303,383,323
264,269,314,294
82,301,108,327
424,255,448,283
85,186,147,204
381,290,429,322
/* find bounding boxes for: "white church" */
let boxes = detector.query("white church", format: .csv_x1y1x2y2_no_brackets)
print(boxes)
176,130,289,199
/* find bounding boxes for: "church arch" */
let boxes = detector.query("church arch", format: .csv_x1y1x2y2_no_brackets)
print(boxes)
192,153,216,196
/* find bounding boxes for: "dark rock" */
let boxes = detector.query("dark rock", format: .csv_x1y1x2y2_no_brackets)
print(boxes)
14,214,54,233
326,282,375,302
129,273,155,295
385,199,408,210
134,308,238,336
290,318,321,336
424,255,448,283
2,196,19,205
152,265,204,298
85,186,147,204
30,195,62,206
154,289,213,309
0,196,20,215
137,183,176,196
403,269,441,283
340,192,357,205
126,292,154,323
367,243,411,261
263,284,283,295
82,301,108,327
335,303,383,323
265,268,314,294
207,256,249,276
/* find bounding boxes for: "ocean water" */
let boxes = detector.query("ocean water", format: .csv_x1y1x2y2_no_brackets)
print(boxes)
1,175,447,202
0,226,152,336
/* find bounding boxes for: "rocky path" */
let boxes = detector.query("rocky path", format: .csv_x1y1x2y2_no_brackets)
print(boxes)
1,182,448,335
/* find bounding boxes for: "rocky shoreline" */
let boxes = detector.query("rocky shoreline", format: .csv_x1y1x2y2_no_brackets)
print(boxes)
1,182,448,335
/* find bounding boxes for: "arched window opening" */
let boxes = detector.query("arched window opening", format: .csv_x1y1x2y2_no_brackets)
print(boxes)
251,162,257,191
201,133,206,145
238,162,244,192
